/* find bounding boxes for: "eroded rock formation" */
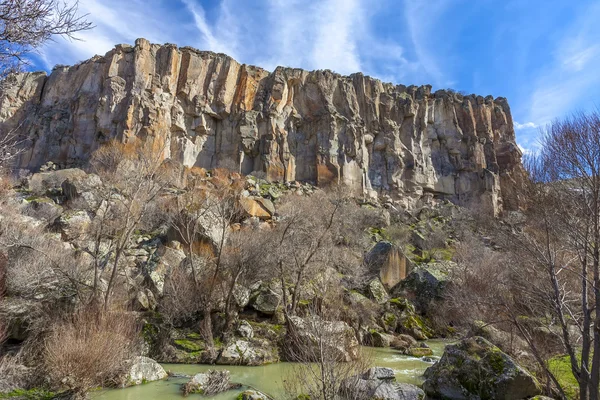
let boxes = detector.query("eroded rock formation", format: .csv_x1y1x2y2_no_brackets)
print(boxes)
0,38,525,211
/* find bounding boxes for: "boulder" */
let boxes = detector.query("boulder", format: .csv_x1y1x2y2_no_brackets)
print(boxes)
250,284,281,315
240,197,275,220
60,173,102,205
123,356,167,386
340,367,425,400
22,196,63,221
182,370,237,395
423,336,541,400
368,278,389,304
216,339,279,366
288,316,359,362
393,262,452,312
405,345,433,357
365,241,411,288
371,331,395,348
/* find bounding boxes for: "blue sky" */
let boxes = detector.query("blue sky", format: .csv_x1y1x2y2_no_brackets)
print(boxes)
32,0,600,154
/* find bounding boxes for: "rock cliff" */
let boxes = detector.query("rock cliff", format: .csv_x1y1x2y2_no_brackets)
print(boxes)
0,38,524,212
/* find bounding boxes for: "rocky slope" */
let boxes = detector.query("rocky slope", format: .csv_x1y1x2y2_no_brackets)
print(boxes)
0,38,525,212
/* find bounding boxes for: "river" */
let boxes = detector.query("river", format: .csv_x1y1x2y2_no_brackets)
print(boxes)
92,340,448,400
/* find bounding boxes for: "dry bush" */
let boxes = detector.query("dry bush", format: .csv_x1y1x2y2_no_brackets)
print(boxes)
160,263,203,327
43,308,140,395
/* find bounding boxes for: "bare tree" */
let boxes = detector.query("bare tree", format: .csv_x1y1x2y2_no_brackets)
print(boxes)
87,140,170,310
519,111,600,400
268,190,342,322
221,228,268,334
0,0,93,78
444,111,600,399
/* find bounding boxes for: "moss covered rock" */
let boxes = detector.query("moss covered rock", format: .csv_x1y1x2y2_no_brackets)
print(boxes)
423,336,541,400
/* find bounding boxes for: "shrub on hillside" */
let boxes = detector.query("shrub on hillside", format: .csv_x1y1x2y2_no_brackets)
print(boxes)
43,309,140,396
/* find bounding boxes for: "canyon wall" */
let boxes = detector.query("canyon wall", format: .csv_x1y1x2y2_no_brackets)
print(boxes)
0,38,525,211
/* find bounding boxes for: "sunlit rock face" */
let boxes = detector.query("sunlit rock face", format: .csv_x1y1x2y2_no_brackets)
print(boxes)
0,38,525,212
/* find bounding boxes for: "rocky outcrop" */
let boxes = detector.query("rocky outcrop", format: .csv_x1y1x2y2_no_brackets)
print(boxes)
0,39,525,213
423,336,541,400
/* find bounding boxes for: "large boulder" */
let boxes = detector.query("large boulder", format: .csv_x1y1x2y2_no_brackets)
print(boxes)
249,283,281,315
216,339,279,366
423,336,541,400
340,367,425,400
371,331,395,348
288,316,359,362
240,197,275,220
365,241,411,288
392,262,452,313
122,356,167,386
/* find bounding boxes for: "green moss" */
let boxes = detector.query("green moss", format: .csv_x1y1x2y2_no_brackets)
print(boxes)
487,349,506,375
0,389,56,399
236,394,244,400
186,332,202,340
548,355,579,399
174,339,204,352
214,337,224,348
383,312,397,327
402,315,434,338
367,227,390,242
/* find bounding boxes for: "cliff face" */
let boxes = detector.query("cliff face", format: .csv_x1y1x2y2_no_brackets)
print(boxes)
0,38,524,212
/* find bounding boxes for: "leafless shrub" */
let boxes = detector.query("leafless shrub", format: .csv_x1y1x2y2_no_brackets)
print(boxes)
160,263,203,327
43,308,140,396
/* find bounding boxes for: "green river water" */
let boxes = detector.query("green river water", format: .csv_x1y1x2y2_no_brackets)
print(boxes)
92,341,448,400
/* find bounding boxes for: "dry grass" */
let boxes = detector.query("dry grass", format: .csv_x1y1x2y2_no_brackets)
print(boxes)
43,308,140,395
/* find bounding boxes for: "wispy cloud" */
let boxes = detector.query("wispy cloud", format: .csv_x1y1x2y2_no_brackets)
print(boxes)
403,1,452,88
526,2,600,127
514,121,537,130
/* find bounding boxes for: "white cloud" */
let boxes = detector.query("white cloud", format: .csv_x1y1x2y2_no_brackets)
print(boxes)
514,121,537,130
310,0,363,74
403,1,451,88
